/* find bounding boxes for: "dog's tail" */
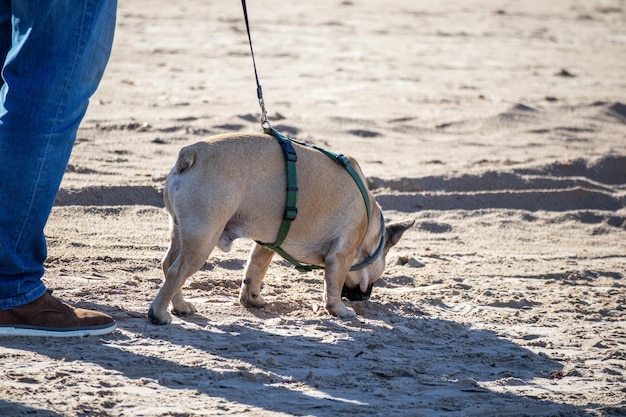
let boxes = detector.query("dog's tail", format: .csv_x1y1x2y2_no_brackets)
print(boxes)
174,147,195,174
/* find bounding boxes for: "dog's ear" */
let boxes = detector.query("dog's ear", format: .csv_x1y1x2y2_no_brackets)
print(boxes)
384,219,415,250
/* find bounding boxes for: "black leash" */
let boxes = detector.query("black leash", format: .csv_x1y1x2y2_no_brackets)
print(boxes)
239,1,383,273
241,0,268,127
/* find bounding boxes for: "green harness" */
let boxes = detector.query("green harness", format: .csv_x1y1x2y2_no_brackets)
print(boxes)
255,126,384,273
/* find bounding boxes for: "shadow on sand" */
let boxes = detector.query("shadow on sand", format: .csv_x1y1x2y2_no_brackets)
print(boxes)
0,304,597,417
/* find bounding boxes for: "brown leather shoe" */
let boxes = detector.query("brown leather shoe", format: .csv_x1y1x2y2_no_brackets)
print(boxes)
0,290,116,337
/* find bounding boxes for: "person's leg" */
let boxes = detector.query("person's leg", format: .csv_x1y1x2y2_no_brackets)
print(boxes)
0,2,10,76
0,0,117,335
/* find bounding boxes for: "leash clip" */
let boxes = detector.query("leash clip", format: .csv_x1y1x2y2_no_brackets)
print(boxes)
259,97,269,127
257,85,269,128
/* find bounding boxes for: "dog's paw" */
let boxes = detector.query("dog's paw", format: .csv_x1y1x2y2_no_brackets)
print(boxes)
148,307,172,325
171,300,197,317
239,287,267,308
239,294,267,308
338,306,357,320
326,302,357,319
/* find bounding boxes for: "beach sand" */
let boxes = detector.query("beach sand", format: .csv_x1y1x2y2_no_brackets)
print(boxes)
1,0,625,415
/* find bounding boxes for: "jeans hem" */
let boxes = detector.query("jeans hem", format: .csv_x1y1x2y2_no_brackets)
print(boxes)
0,281,47,310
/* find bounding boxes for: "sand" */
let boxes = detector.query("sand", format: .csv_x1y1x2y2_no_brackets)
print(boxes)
1,0,625,415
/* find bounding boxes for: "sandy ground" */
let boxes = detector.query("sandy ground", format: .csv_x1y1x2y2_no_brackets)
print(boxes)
1,0,626,415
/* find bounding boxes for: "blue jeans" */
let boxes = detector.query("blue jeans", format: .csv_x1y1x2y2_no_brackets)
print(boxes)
0,0,117,309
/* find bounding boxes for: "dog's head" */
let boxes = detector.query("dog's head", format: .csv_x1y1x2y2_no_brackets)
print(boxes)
343,219,414,301
342,283,373,301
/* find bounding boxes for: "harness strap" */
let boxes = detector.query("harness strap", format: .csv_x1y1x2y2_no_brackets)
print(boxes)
255,128,322,272
256,127,378,273
349,212,385,271
265,127,371,227
271,135,298,247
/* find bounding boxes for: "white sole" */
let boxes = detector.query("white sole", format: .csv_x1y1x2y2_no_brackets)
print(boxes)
0,322,117,337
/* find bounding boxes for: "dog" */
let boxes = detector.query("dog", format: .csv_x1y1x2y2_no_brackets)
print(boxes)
148,132,413,324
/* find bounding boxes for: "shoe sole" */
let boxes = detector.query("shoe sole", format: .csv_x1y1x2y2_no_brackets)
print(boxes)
0,322,117,337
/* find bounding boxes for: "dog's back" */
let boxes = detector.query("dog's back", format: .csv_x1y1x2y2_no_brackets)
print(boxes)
164,133,369,259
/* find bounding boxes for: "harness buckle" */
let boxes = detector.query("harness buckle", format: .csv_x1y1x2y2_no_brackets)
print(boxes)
336,153,351,167
284,207,298,221
286,150,297,162
278,139,298,162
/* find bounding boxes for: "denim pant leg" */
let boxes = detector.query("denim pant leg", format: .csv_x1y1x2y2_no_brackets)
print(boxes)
0,0,117,309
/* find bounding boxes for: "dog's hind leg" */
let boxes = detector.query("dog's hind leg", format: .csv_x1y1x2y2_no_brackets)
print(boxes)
160,217,196,317
239,242,274,308
162,216,180,277
170,287,197,318
149,228,220,325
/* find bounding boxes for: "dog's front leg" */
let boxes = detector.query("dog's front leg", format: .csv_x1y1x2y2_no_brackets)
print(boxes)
240,243,274,308
323,252,357,319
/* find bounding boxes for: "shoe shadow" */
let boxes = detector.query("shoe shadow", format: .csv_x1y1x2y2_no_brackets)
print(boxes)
0,400,63,417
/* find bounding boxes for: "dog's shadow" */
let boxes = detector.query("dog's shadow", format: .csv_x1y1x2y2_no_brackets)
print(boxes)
2,303,588,416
